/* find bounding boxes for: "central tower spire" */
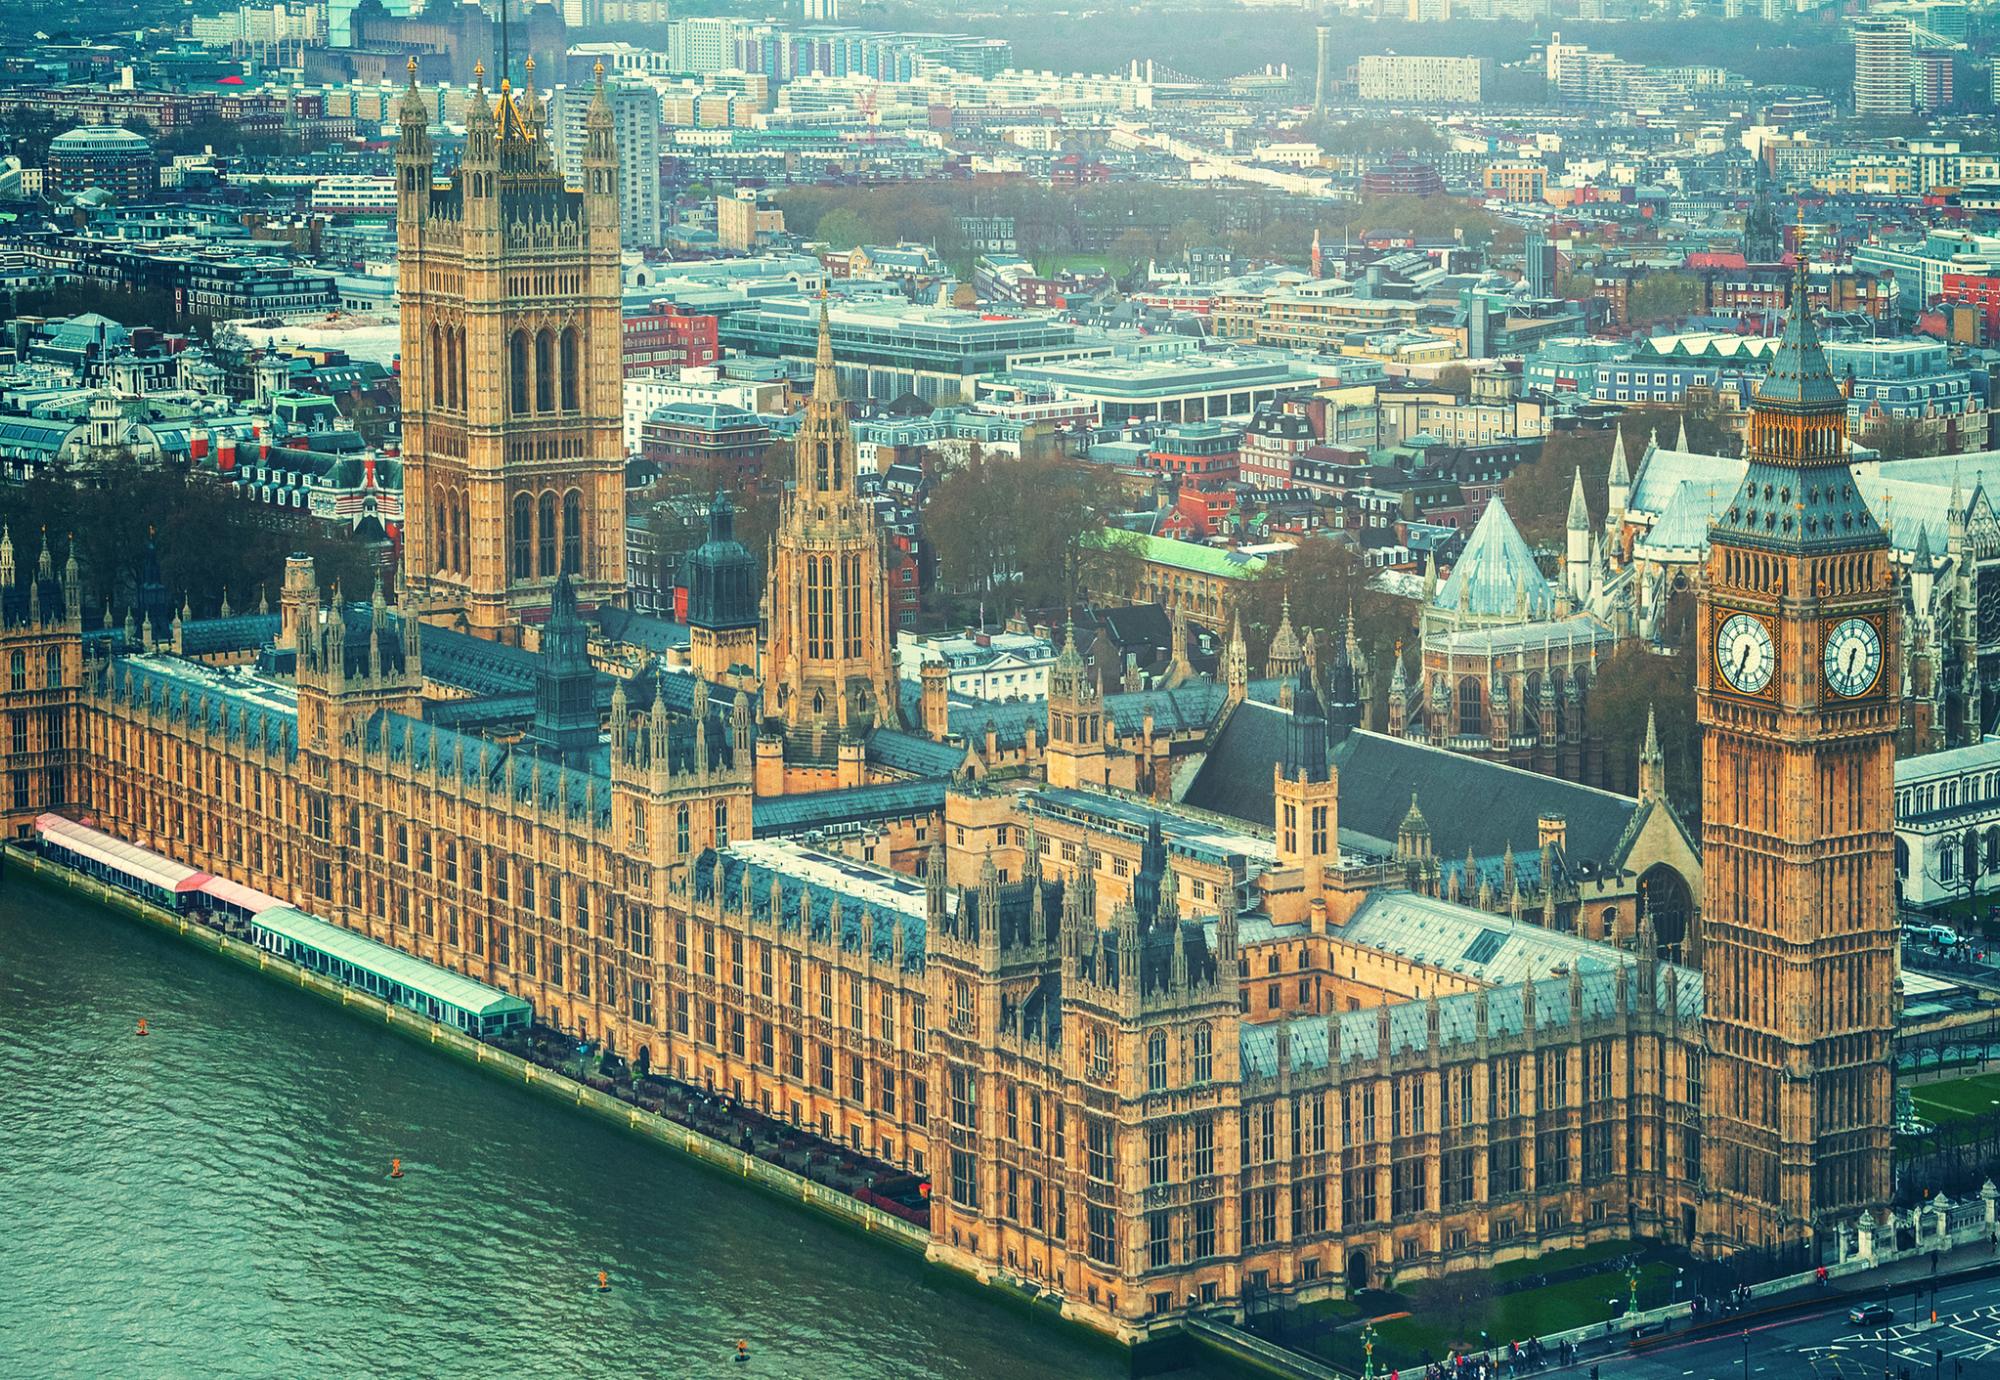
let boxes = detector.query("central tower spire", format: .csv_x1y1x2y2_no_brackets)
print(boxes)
757,298,901,776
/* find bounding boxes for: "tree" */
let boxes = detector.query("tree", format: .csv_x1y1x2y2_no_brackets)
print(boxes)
1589,639,1699,819
1235,536,1415,698
1626,271,1701,325
1434,364,1472,397
1107,228,1156,283
0,472,378,624
1164,218,1218,260
1860,414,1929,461
814,207,871,251
922,452,1123,612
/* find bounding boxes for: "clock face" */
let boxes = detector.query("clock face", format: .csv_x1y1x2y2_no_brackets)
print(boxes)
1823,616,1882,698
1716,613,1775,695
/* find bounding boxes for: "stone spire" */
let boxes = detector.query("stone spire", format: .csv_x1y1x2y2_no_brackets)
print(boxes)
1637,702,1666,803
1266,591,1302,681
1223,609,1247,700
812,296,839,405
1567,464,1590,533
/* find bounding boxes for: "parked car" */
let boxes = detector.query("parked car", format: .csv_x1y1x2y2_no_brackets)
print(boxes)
1849,1302,1895,1325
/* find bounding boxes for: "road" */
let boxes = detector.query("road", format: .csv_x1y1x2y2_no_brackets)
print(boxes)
1567,1276,2000,1379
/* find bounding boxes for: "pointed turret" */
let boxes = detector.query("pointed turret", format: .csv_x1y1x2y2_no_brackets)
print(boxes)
1607,426,1631,527
1637,702,1666,803
581,59,617,236
1266,591,1302,681
1396,791,1432,862
1566,465,1591,600
1714,240,1867,549
1223,609,1247,701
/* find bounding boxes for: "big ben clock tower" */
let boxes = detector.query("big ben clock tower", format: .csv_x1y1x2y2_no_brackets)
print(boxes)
1696,250,1898,1262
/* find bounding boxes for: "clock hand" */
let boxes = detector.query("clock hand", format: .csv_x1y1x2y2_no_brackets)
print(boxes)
1735,642,1752,679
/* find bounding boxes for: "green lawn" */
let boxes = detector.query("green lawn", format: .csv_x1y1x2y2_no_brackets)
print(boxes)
1036,253,1111,274
1489,1239,1636,1286
1318,1261,1676,1372
1909,1071,2000,1124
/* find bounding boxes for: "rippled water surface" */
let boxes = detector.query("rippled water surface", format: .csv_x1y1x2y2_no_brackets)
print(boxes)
0,881,1155,1379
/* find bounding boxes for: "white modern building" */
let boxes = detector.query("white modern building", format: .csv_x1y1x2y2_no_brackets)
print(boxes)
1895,740,2000,909
1355,54,1485,104
896,629,1059,702
548,77,662,250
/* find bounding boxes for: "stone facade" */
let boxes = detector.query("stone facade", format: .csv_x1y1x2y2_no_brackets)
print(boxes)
1695,258,1899,1259
395,65,627,642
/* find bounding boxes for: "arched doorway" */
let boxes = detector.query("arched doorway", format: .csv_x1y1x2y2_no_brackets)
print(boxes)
1346,1248,1370,1293
1638,864,1693,961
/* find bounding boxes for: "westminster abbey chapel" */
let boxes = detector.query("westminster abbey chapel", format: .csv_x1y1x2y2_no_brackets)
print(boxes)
0,94,1898,1343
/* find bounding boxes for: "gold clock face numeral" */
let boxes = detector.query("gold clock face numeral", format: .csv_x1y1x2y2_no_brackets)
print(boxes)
1822,616,1882,698
1715,612,1775,695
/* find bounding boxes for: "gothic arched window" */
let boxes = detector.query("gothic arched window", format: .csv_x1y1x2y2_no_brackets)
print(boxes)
1457,676,1484,737
433,487,449,574
534,329,555,413
561,490,583,576
508,331,529,416
430,323,445,407
559,326,579,411
448,492,464,573
537,491,558,578
511,493,532,580
1146,1029,1167,1093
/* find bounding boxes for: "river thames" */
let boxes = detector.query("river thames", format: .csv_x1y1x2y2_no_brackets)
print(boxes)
0,878,1216,1379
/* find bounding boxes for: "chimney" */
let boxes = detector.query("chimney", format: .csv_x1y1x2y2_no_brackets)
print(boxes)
1538,812,1567,853
217,433,237,472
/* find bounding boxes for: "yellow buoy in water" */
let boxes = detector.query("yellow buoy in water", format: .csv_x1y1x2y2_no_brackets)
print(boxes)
136,1018,148,1037
598,1271,610,1293
735,1339,750,1364
389,1158,403,1179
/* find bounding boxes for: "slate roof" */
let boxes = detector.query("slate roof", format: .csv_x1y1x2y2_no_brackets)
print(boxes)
419,623,542,697
751,779,949,836
1340,890,1630,985
590,606,691,654
361,710,612,826
1238,960,1701,1077
1183,716,1642,875
103,655,298,758
866,727,970,778
692,841,929,970
1106,680,1228,737
178,612,281,657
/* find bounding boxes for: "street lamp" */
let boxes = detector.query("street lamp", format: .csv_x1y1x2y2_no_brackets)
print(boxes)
1628,1265,1642,1316
1740,1327,1750,1377
1361,1321,1379,1380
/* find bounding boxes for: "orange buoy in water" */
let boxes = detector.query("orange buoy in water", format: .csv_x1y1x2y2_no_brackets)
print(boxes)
389,1158,403,1179
135,1018,148,1037
597,1271,610,1293
735,1339,750,1363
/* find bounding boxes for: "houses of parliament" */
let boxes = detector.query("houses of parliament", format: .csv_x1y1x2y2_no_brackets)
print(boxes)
0,70,1898,1342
